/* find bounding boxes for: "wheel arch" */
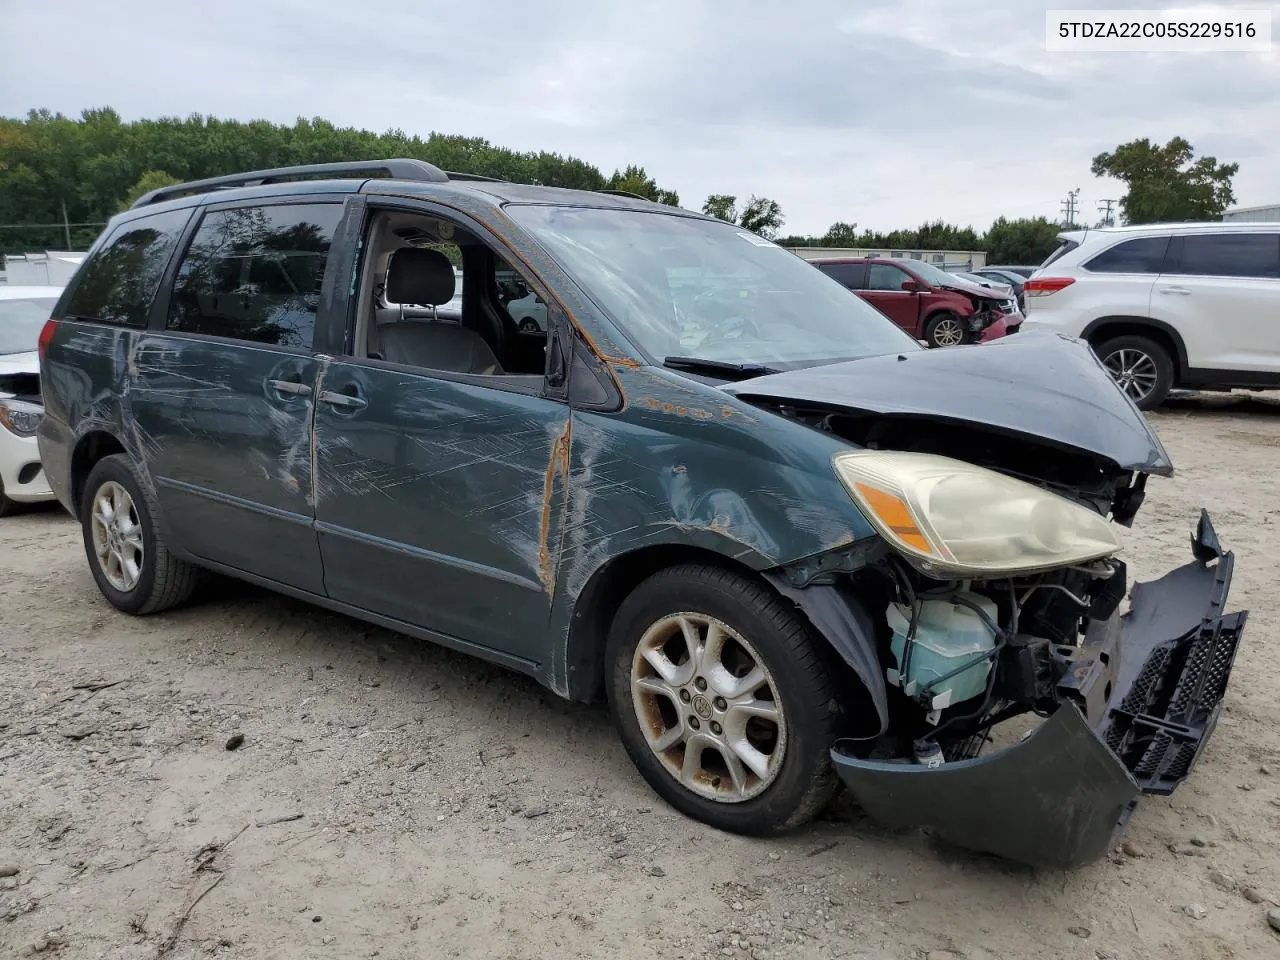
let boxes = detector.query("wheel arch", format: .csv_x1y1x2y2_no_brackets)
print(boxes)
69,430,129,520
1082,316,1188,378
558,543,882,728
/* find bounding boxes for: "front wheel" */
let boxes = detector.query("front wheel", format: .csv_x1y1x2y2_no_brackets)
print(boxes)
1095,335,1173,410
80,454,198,615
606,565,841,835
924,312,966,348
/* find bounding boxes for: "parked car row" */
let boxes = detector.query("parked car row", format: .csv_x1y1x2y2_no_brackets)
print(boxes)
26,158,1246,870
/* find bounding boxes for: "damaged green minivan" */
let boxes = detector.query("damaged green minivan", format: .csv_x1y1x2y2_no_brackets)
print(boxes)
36,160,1247,867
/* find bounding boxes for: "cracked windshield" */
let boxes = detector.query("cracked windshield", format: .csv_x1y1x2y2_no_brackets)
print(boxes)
511,205,918,368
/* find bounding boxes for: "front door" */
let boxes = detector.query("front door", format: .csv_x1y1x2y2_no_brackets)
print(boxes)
311,363,567,664
128,199,346,594
860,262,922,334
310,204,568,665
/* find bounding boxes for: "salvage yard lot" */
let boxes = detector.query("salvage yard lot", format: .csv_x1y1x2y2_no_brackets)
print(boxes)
2,395,1279,960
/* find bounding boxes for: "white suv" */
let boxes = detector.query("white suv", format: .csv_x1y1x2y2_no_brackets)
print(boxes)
1020,222,1280,409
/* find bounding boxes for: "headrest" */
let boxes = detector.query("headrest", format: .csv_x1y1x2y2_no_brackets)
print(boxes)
386,247,455,307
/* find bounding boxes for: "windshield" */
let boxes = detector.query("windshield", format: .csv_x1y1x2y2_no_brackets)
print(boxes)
508,206,919,366
906,261,972,287
0,297,58,355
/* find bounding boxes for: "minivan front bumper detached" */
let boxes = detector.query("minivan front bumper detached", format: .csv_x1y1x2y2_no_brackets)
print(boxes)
832,511,1246,869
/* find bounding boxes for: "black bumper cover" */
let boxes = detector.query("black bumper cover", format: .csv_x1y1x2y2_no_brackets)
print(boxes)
832,511,1247,868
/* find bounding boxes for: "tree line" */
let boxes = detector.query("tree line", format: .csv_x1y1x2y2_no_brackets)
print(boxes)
0,109,1238,269
0,108,681,255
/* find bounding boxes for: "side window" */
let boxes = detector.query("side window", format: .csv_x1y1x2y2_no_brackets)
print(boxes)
1173,233,1280,279
818,263,865,289
62,208,190,326
866,263,911,291
1084,236,1170,274
167,203,342,348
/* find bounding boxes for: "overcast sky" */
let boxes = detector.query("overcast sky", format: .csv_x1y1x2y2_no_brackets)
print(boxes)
2,0,1277,235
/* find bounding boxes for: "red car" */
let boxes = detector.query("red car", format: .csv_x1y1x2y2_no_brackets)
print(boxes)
811,257,1023,348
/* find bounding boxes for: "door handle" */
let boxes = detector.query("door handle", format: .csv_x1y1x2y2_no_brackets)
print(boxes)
1159,286,1192,296
318,389,368,411
267,378,313,397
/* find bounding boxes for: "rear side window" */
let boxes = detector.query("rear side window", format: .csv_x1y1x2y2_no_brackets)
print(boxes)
167,203,343,348
62,208,191,326
818,263,865,289
1084,236,1170,274
1039,239,1079,270
1171,233,1280,279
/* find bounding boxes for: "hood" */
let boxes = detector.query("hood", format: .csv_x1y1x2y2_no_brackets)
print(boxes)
935,274,1008,299
723,332,1173,475
0,350,38,377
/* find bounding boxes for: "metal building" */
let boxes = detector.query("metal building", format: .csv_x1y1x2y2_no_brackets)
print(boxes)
1222,204,1280,223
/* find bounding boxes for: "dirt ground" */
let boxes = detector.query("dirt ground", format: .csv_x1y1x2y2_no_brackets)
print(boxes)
3,393,1280,960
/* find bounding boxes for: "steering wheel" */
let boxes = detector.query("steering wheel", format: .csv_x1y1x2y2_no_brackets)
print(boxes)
699,314,760,345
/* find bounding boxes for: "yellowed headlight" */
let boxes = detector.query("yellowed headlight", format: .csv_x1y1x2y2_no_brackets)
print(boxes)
833,450,1121,577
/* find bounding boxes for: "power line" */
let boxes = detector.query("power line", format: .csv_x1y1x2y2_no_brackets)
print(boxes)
1060,188,1080,228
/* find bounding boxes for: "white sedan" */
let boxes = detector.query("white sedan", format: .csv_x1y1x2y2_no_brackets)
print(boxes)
0,285,63,516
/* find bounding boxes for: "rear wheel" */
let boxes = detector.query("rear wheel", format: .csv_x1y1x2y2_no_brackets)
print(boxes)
1095,335,1172,410
80,454,198,614
924,312,965,348
606,564,841,835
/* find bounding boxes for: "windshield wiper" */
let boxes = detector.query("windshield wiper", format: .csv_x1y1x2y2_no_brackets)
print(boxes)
663,356,780,380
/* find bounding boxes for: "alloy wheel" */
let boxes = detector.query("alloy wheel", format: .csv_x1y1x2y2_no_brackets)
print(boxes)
90,480,144,592
1103,347,1158,403
932,317,964,347
630,612,787,802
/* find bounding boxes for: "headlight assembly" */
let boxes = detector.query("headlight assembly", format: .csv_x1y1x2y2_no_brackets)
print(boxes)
833,450,1120,578
0,397,44,438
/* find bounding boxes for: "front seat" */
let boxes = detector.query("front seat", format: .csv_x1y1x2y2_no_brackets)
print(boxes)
379,247,504,375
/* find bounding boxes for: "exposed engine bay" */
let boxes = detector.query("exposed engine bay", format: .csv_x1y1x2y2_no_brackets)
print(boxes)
745,390,1245,867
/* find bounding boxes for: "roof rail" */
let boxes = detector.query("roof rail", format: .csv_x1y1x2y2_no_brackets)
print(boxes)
130,158,450,209
596,188,650,201
445,171,505,183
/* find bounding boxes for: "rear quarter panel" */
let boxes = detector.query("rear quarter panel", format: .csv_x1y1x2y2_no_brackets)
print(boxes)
37,322,138,513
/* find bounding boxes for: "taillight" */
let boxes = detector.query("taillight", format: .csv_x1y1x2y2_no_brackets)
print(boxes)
1024,277,1075,298
38,319,57,361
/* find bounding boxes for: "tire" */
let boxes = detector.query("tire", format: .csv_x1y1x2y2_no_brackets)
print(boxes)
80,453,198,615
0,482,15,518
924,312,965,348
1094,335,1173,410
605,564,841,836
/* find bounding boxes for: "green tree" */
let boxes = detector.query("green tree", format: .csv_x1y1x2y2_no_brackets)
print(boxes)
701,194,738,222
119,170,180,211
1091,136,1238,224
982,216,1063,264
605,165,679,206
737,196,784,239
821,221,859,245
700,193,785,238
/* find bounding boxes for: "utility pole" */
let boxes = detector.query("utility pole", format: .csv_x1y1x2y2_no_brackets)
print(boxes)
60,199,72,249
1060,188,1081,228
1097,198,1117,227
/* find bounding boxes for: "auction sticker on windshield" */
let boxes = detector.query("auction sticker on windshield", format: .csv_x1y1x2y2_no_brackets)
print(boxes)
737,231,778,247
